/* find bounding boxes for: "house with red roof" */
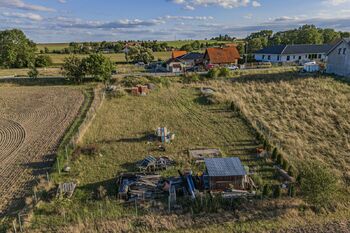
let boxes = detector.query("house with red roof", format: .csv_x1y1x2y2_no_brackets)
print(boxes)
203,47,240,68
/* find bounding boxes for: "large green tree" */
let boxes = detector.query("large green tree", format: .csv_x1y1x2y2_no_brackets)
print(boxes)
62,55,87,83
128,46,154,64
83,53,114,85
0,29,36,68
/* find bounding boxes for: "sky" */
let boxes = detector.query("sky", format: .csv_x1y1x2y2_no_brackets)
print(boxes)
0,0,350,42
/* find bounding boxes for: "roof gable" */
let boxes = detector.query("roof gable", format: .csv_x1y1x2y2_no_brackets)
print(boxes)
327,38,350,55
205,157,246,177
172,50,187,59
205,47,240,64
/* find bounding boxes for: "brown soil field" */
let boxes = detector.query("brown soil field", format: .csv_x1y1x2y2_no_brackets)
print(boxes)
0,86,84,216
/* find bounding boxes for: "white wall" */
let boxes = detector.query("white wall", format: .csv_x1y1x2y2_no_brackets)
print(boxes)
255,53,327,63
327,41,350,77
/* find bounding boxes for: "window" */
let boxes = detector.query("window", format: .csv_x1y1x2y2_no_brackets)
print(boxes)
293,56,296,59
287,56,290,61
343,48,347,55
299,56,302,60
305,55,308,58
268,55,271,60
277,55,280,61
339,48,342,54
318,54,322,59
262,55,265,59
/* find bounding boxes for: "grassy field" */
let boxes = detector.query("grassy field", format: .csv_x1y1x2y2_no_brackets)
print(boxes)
4,72,349,232
27,82,287,232
210,73,350,178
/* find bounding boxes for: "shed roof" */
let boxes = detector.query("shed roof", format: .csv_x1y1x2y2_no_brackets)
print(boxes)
255,44,333,55
172,50,187,59
205,157,246,177
179,52,203,61
205,47,240,64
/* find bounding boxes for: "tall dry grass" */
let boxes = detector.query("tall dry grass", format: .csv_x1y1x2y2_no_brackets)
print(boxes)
210,74,350,178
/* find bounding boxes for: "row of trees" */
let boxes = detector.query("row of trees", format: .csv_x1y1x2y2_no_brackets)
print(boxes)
245,25,350,53
45,40,171,55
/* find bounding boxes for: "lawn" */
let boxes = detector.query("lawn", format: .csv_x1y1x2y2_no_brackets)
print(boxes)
28,82,284,232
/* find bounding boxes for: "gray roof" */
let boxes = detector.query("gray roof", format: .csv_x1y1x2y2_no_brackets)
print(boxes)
205,157,246,177
179,52,203,61
255,44,333,55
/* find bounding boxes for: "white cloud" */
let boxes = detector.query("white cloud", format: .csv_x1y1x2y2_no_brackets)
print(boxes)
2,11,43,21
169,0,261,9
0,0,55,12
323,0,350,5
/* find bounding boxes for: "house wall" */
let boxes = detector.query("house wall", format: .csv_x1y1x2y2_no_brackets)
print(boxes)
209,175,245,190
166,62,184,73
255,53,327,63
326,41,350,77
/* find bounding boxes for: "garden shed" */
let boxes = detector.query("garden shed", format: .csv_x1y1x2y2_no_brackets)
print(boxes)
205,157,247,190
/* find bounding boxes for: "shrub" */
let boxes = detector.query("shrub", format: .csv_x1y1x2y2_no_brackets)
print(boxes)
218,67,232,78
282,159,289,170
276,153,283,166
35,55,53,67
207,68,220,79
289,184,296,197
122,76,149,87
288,166,296,177
182,73,200,84
262,184,271,197
271,148,278,161
251,174,263,188
273,185,281,198
28,65,39,79
300,162,338,209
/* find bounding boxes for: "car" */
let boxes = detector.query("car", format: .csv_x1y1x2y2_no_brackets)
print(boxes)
227,65,239,70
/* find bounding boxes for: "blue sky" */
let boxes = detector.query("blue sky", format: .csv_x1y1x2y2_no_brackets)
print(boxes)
0,0,350,42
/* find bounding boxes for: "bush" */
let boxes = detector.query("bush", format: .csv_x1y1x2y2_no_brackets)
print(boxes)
251,174,263,188
262,184,271,197
218,67,232,78
282,159,289,170
300,162,338,209
288,166,296,177
273,185,281,198
182,73,200,84
122,76,149,87
35,55,53,67
28,66,39,78
207,68,220,79
271,148,278,161
276,153,283,166
288,184,296,197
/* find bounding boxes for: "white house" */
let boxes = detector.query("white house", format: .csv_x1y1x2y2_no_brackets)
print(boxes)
326,38,350,77
254,44,333,64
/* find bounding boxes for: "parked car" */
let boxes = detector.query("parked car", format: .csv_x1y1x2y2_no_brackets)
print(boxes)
227,65,239,70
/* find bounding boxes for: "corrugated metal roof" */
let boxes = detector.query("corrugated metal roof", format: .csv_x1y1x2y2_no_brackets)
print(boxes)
205,157,246,177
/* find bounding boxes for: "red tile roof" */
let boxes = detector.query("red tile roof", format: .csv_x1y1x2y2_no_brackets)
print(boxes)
205,47,240,64
172,50,187,59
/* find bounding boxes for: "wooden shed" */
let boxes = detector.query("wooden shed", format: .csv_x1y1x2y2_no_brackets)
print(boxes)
205,157,247,191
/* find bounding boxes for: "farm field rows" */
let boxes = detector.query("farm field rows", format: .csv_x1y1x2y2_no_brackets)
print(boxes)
0,86,84,216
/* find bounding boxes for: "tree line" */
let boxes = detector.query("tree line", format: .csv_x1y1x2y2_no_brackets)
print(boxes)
245,25,350,53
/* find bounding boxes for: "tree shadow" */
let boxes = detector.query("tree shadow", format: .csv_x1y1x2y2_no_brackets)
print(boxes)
0,77,95,86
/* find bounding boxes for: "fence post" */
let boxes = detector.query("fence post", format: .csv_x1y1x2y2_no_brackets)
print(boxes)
135,199,138,216
13,220,17,233
17,213,22,233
